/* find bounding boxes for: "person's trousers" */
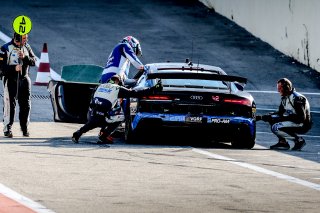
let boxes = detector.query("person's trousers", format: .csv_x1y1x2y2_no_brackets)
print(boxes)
78,113,107,135
271,121,304,140
2,76,31,132
78,112,121,138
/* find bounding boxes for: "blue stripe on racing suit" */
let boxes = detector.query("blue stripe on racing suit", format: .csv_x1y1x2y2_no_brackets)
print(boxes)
100,42,143,83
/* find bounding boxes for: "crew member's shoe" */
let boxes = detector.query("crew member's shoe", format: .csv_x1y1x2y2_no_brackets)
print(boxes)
97,135,113,144
72,131,81,143
4,131,13,138
111,129,124,138
22,130,30,137
270,140,290,150
291,137,306,151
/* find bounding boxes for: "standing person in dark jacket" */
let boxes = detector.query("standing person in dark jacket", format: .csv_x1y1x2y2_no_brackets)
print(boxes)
0,33,36,137
256,78,312,151
72,74,163,144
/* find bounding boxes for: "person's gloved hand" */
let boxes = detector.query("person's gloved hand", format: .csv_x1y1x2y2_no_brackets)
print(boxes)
108,109,120,117
262,114,272,122
256,115,262,121
134,65,149,80
256,114,272,122
151,80,163,92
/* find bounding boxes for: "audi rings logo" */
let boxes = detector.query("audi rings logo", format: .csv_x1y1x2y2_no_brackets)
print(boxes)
190,95,203,100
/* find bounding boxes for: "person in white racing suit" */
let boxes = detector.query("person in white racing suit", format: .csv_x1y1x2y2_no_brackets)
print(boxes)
256,78,312,151
72,74,163,144
100,36,144,84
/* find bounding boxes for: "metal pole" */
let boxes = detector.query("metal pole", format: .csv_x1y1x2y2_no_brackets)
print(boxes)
16,34,22,99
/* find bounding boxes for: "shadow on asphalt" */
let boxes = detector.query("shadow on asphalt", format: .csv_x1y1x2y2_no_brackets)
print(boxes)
2,134,317,163
0,134,256,150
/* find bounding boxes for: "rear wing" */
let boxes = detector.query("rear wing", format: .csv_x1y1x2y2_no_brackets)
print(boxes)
146,72,247,84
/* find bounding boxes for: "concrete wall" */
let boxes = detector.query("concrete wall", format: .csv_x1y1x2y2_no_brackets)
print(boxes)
199,0,320,73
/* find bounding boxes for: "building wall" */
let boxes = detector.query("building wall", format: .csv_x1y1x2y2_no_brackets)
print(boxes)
199,0,320,72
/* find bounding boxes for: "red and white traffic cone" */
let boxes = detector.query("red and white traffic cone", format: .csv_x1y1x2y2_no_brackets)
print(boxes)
34,43,51,86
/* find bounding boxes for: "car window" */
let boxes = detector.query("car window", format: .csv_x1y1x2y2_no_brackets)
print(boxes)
230,82,239,91
163,79,229,89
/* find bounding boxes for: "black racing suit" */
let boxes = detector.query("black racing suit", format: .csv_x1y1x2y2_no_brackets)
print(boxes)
76,82,159,139
268,89,312,140
1,40,36,133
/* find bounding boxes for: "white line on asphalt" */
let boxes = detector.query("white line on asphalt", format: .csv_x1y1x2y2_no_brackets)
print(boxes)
256,131,320,138
256,107,320,114
0,183,55,213
1,139,45,142
247,90,320,95
256,107,276,111
192,148,320,191
0,31,11,43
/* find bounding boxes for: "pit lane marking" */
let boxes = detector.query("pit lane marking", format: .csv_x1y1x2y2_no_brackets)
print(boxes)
0,183,55,213
192,148,320,191
256,107,320,114
0,193,36,213
247,90,320,95
256,131,320,138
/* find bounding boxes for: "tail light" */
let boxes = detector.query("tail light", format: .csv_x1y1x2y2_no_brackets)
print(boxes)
142,95,173,100
223,98,251,107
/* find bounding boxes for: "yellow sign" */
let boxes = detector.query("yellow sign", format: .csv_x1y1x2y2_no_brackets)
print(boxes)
12,15,32,35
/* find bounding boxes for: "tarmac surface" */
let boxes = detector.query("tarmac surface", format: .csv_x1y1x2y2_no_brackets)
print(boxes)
0,0,319,212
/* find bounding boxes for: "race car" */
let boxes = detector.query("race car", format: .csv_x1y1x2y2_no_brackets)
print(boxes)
48,62,256,148
124,61,257,148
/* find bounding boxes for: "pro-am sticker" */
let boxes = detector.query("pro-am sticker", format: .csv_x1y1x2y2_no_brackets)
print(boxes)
211,118,230,124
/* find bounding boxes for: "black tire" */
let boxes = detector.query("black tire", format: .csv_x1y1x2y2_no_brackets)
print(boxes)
231,126,256,149
124,98,137,143
124,115,136,143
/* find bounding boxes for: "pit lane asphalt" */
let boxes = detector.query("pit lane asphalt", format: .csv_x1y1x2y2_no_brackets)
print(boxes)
0,0,319,161
0,0,319,212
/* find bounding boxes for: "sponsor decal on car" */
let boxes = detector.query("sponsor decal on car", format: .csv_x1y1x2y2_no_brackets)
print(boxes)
211,118,230,124
186,115,203,123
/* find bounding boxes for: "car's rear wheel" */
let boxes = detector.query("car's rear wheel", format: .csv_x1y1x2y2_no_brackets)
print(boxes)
124,115,136,143
231,126,255,149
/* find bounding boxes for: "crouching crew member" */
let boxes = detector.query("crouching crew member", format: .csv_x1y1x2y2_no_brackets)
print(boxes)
256,78,312,151
72,74,163,144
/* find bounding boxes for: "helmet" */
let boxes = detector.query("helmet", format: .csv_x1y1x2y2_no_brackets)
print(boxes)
122,36,142,57
108,74,123,86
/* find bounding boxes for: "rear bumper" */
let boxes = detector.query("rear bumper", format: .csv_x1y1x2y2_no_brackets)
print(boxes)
131,112,255,140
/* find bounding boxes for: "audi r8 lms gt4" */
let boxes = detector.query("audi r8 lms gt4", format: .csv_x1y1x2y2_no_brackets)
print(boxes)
125,62,257,149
